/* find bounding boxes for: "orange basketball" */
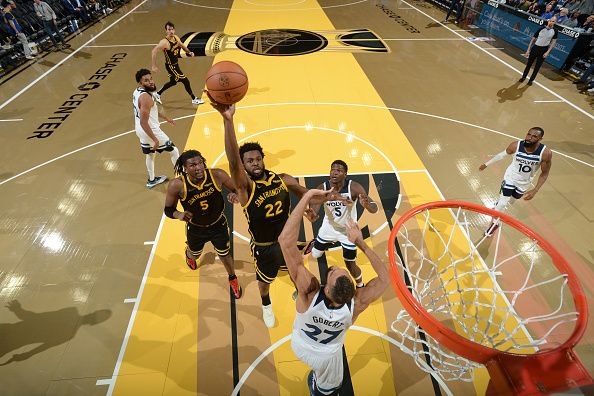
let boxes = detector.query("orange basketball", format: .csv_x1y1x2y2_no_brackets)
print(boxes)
205,61,248,105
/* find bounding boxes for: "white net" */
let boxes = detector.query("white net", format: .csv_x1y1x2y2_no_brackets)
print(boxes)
390,205,579,382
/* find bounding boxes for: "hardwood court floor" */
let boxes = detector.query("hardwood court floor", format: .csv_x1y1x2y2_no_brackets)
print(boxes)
0,0,593,395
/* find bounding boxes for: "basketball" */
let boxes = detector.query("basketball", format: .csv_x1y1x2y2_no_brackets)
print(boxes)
205,61,249,105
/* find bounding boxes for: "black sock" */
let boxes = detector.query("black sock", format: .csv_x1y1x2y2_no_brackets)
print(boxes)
158,80,176,95
181,78,195,98
228,274,237,281
261,294,271,306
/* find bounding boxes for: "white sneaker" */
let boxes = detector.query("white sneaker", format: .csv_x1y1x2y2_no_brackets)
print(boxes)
587,87,594,93
25,54,35,60
146,175,168,188
262,304,275,328
192,97,204,105
153,93,162,104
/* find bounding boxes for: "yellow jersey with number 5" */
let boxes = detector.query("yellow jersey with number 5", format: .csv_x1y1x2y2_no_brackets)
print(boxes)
180,169,225,227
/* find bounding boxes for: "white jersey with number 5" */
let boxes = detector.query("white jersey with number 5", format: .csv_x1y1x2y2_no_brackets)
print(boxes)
504,141,546,186
322,180,357,232
292,288,354,355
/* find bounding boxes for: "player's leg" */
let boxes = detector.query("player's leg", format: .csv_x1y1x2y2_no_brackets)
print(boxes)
157,63,179,95
291,339,342,395
486,181,516,236
161,140,180,165
311,238,332,259
185,224,206,270
252,243,283,327
336,232,363,287
143,151,167,188
311,226,336,259
311,350,343,396
211,217,242,299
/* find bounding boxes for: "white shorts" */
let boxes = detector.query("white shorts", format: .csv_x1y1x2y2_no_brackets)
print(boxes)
313,222,357,260
501,178,530,196
135,127,173,153
291,337,343,395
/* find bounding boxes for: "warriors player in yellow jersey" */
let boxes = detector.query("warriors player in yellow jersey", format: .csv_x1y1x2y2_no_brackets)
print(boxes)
163,150,242,299
151,21,203,105
211,99,313,328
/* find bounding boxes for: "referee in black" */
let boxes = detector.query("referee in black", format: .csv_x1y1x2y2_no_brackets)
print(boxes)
520,16,558,86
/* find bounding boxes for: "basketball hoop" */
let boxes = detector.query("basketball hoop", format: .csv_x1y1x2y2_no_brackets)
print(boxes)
388,201,592,395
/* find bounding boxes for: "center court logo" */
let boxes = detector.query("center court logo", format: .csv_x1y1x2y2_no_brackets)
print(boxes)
181,28,390,57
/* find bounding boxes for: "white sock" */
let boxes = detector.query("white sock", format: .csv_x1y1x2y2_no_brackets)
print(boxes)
311,247,323,259
169,147,180,166
145,153,156,180
494,195,516,213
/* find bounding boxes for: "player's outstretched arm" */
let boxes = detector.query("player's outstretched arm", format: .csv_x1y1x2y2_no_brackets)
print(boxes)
176,35,194,56
279,190,333,304
279,174,308,199
210,99,251,205
524,148,552,200
212,168,239,204
151,39,167,72
347,219,389,322
479,141,516,171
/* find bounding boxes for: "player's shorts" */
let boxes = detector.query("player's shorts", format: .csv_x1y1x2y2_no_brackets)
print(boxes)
313,223,357,261
186,215,231,257
291,337,343,395
500,179,529,199
250,241,287,284
165,62,186,82
135,127,176,154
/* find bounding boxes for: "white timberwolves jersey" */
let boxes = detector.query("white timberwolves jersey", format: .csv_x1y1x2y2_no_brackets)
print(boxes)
132,88,159,132
504,141,546,185
322,180,357,232
292,288,354,355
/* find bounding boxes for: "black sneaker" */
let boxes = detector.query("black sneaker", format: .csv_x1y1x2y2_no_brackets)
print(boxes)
527,81,533,86
484,222,500,237
146,175,167,188
518,78,525,82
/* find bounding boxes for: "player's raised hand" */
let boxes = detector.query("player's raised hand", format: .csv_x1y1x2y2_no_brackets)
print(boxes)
345,218,363,245
227,192,239,204
359,193,371,207
207,91,235,119
304,207,319,222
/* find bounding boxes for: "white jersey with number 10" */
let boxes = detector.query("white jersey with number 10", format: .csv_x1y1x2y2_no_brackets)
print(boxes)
504,141,546,185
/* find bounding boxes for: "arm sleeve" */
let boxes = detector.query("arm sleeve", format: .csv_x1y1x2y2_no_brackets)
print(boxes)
484,150,510,166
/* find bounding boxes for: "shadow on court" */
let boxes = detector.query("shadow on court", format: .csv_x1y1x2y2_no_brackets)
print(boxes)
496,81,529,103
0,301,111,365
